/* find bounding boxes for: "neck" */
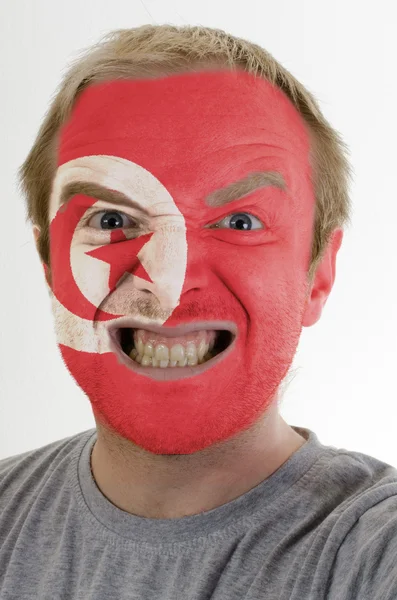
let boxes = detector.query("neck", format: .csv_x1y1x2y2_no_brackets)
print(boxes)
90,404,306,519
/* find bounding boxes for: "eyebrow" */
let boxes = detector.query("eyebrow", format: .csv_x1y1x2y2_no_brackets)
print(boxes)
59,181,146,213
58,171,286,212
205,171,286,207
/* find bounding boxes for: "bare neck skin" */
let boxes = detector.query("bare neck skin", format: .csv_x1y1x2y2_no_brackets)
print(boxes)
90,400,306,519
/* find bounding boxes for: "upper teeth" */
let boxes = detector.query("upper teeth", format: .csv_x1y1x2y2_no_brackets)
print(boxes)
131,329,216,367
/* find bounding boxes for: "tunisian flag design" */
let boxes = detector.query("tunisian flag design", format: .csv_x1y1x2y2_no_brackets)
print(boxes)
48,155,188,349
46,72,313,455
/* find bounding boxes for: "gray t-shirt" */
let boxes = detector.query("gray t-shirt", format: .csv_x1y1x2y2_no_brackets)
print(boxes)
1,426,397,600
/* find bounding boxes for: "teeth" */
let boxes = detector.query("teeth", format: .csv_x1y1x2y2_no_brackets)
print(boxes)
141,354,152,366
128,332,216,368
144,342,154,357
170,343,184,362
197,338,207,361
136,337,144,356
186,342,198,366
154,344,169,363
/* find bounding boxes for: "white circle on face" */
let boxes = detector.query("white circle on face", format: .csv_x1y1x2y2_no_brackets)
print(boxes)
49,155,188,314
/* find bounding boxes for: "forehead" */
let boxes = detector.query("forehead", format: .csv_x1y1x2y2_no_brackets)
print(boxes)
57,70,312,197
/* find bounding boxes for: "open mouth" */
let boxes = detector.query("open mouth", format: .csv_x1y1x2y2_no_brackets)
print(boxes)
118,328,234,368
108,320,238,381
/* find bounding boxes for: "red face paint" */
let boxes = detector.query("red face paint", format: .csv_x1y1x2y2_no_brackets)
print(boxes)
48,70,315,454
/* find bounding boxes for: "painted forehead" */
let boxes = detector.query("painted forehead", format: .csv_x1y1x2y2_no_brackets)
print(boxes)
57,70,311,169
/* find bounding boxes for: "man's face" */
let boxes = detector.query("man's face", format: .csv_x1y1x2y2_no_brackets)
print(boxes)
46,70,315,455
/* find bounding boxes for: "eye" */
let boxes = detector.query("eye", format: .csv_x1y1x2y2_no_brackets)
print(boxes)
210,212,264,231
85,210,137,230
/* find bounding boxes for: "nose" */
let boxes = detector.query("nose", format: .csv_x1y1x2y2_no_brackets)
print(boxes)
180,231,212,297
132,229,211,313
133,277,181,313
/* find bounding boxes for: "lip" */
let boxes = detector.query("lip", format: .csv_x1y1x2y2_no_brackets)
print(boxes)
107,319,238,381
108,318,238,338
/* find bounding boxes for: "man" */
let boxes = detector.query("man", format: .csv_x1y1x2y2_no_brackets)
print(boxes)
1,24,396,600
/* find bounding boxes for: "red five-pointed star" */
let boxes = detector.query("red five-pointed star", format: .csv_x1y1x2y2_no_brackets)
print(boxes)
85,229,154,293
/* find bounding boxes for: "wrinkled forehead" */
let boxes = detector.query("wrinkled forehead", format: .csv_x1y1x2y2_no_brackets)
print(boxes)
56,69,312,196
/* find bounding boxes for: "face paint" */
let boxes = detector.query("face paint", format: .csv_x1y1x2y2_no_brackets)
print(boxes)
47,70,315,455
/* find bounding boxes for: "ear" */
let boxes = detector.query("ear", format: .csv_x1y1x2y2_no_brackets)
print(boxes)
302,228,344,327
33,225,52,292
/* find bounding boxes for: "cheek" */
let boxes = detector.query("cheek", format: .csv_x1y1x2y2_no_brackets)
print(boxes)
48,198,117,322
211,241,309,335
70,238,110,307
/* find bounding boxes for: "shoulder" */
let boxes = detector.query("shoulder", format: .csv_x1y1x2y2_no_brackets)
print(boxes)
0,430,95,507
325,449,397,600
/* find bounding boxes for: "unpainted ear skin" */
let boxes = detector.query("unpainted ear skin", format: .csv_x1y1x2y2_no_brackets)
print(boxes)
302,228,343,327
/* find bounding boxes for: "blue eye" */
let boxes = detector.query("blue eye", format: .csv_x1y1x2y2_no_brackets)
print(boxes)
84,210,264,232
87,210,136,230
214,213,263,231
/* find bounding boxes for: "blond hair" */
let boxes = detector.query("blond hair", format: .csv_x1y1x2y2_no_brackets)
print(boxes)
18,24,353,284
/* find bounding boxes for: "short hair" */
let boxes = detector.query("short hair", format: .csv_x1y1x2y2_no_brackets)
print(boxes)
18,24,352,284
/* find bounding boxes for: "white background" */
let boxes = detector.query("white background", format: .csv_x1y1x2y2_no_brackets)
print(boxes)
0,0,396,461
